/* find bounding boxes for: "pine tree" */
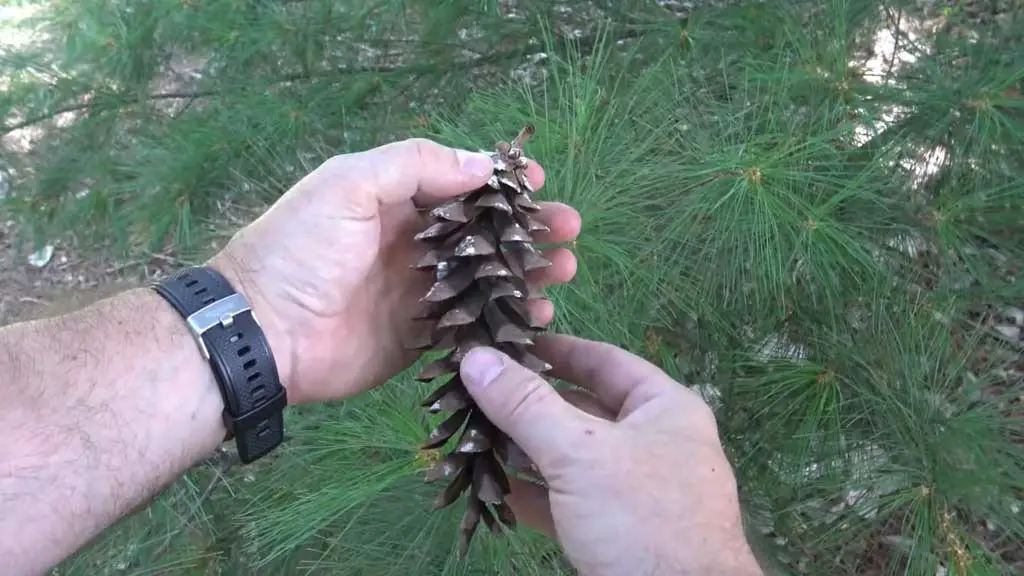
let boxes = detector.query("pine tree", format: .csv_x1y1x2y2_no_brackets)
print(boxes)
2,1,1023,574
411,125,549,557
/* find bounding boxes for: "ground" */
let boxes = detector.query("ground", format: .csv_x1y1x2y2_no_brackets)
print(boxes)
0,220,139,325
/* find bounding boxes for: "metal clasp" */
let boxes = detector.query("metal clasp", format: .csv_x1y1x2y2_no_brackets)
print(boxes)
186,293,252,360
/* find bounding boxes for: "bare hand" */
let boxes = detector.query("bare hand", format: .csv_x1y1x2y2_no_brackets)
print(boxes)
209,139,581,404
459,334,763,576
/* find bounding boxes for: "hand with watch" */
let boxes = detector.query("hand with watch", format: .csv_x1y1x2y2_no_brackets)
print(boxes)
168,140,577,462
0,139,761,576
146,138,578,464
0,139,579,574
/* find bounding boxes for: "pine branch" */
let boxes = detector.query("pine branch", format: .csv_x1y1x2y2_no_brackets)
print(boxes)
3,28,647,137
2,89,220,135
884,7,902,82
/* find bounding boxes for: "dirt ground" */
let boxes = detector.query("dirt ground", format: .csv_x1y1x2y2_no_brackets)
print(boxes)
0,219,182,326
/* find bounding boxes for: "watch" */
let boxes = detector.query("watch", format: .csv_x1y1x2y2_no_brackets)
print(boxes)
152,266,287,463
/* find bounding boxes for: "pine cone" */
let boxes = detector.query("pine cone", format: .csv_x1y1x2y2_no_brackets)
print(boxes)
410,125,552,557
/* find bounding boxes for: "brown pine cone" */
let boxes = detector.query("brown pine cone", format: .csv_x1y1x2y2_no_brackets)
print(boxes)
410,125,552,557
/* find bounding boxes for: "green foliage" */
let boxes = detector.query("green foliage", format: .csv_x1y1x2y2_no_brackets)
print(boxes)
4,0,1024,574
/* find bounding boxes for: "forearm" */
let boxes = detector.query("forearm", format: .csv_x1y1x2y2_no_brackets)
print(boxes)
0,287,225,575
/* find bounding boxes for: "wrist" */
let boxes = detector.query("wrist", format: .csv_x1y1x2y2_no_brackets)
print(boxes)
207,252,296,400
141,287,234,454
154,263,290,462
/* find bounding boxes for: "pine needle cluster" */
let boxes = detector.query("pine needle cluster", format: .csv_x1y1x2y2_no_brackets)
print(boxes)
3,1,1023,574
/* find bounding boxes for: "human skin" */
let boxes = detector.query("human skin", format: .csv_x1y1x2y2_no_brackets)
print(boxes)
0,138,759,575
461,337,764,575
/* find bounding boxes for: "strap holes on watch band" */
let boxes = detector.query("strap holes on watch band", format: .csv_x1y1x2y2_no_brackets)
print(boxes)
192,285,216,306
157,266,287,463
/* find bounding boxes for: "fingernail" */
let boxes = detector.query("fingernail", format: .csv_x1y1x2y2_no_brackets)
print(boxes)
457,150,494,178
462,347,505,391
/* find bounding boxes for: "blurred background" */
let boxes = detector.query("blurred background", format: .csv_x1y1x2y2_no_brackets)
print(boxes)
2,1,1022,574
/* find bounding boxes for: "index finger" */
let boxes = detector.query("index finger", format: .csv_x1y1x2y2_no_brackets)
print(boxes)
534,334,677,417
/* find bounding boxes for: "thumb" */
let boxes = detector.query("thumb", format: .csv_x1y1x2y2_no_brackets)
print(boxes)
460,347,581,467
290,139,494,222
361,138,495,207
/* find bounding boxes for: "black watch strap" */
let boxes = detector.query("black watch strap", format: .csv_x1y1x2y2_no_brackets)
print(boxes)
153,266,287,464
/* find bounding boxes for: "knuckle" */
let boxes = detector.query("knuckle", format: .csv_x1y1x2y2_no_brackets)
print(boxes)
312,153,357,186
325,152,350,166
403,137,443,165
678,387,720,434
504,374,554,421
694,396,719,429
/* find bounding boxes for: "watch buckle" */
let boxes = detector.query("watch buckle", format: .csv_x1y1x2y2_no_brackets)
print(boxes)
185,293,252,360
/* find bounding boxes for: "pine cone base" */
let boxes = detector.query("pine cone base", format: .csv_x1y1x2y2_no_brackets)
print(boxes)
412,125,551,557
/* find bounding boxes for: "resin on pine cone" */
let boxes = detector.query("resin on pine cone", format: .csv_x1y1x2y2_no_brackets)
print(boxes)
411,125,552,557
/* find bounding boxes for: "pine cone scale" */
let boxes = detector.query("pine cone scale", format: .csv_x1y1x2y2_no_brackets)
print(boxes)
425,452,470,483
433,465,473,509
428,386,470,413
422,267,475,301
414,220,462,241
430,200,475,223
484,279,526,300
422,407,471,449
437,291,487,328
413,247,454,269
453,235,496,257
500,221,532,242
516,211,550,233
476,191,513,212
495,297,533,328
484,304,535,345
480,505,501,534
415,358,456,381
472,458,506,504
454,411,493,453
515,193,541,210
421,376,469,411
